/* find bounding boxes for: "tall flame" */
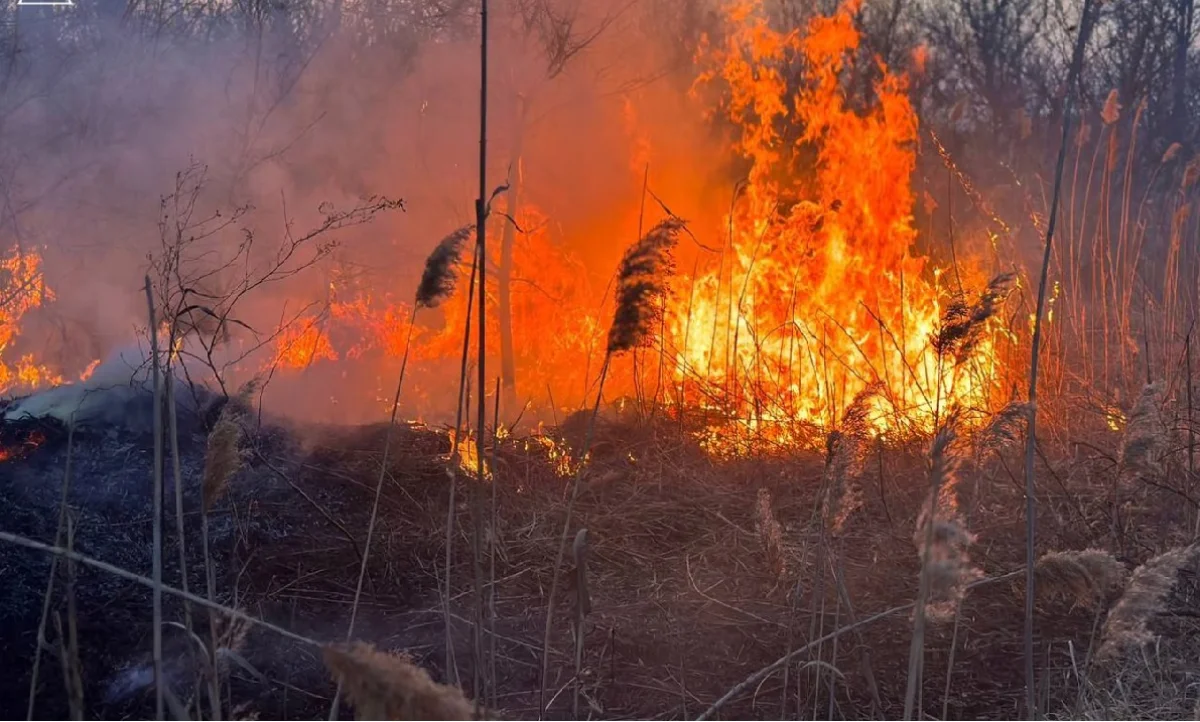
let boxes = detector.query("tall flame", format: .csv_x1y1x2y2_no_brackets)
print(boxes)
656,0,1005,449
76,0,1012,451
0,247,64,394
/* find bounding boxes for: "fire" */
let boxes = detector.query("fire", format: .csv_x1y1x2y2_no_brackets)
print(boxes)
649,0,1006,448
271,316,339,370
0,247,65,395
447,427,490,480
212,0,1012,451
0,429,47,463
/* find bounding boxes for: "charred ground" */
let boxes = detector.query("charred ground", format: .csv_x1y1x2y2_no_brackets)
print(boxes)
4,396,1194,720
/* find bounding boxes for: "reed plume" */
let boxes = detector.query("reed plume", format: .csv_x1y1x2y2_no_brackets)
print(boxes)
821,383,879,534
1162,142,1182,163
202,403,245,512
933,273,1016,363
1118,382,1166,488
416,225,474,309
1184,157,1200,191
1101,89,1121,125
975,401,1030,458
1034,548,1127,609
914,415,980,622
607,216,684,354
1097,543,1200,660
323,642,479,720
755,488,786,578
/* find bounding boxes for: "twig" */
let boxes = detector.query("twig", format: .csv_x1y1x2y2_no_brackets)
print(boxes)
60,512,83,721
489,377,502,711
698,571,1024,721
1023,4,1096,717
447,244,482,688
539,355,612,718
164,368,193,634
328,307,419,720
145,275,166,721
572,528,591,720
1188,323,1197,538
695,603,913,721
473,0,492,711
26,422,74,720
0,530,321,647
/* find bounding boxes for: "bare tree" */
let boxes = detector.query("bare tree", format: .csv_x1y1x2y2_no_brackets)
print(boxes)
146,160,403,404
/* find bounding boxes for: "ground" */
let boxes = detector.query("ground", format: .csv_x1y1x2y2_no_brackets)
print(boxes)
1,393,1198,720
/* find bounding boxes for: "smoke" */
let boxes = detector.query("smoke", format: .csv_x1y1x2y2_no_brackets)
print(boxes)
0,0,730,423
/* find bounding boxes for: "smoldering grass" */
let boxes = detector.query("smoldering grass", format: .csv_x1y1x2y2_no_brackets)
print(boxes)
323,642,478,720
1097,543,1200,661
607,216,684,354
416,225,475,310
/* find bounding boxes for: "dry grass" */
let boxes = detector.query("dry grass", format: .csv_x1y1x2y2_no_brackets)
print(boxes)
323,641,480,720
607,216,684,354
1097,542,1200,661
1034,549,1127,609
202,404,245,511
415,225,474,310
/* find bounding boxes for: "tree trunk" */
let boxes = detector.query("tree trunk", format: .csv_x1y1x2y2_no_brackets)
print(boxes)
1174,0,1194,144
498,94,526,414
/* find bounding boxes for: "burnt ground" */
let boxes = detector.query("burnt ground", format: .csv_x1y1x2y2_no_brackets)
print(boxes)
0,394,1190,720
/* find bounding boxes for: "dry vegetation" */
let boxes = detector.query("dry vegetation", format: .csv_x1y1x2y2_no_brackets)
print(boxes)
4,0,1200,720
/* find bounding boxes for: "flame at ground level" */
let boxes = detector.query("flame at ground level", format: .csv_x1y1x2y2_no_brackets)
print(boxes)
0,0,1018,453
256,0,1016,451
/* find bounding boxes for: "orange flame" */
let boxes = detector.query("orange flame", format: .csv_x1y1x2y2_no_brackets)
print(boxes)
654,0,1005,449
0,247,65,395
248,0,1012,450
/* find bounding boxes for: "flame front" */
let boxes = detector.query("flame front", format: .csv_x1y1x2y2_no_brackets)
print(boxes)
252,0,1011,449
654,0,1006,449
0,0,1011,453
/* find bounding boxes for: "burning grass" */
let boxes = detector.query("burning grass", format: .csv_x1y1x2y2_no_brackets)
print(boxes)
5,0,1200,720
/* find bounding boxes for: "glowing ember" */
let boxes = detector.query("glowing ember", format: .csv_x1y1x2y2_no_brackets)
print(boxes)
447,428,491,480
0,429,47,462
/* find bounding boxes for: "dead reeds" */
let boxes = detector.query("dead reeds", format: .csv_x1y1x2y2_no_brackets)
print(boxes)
416,225,474,310
323,642,479,720
1034,548,1127,609
607,216,683,354
820,382,878,534
539,214,684,716
1097,542,1200,660
1118,382,1166,488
